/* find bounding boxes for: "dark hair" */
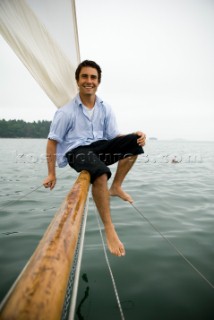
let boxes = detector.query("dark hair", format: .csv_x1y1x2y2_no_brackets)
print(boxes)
75,60,102,83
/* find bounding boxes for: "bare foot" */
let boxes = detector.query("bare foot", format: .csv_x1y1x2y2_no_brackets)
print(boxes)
109,186,133,203
104,224,126,257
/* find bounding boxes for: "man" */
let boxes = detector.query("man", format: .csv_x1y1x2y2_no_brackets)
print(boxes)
43,60,146,257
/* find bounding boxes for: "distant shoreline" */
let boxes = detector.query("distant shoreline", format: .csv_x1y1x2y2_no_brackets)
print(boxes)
0,119,51,138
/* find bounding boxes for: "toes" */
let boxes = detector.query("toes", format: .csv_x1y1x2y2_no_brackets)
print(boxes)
119,245,126,256
109,245,125,257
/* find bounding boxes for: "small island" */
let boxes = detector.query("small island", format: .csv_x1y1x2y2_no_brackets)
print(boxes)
149,137,158,140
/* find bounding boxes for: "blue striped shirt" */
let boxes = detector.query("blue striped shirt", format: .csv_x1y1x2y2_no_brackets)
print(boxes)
48,94,120,167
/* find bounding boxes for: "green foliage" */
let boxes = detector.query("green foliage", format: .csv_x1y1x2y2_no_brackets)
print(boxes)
0,119,51,138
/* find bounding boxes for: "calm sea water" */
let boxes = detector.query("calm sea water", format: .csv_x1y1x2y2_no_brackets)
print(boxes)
0,139,214,319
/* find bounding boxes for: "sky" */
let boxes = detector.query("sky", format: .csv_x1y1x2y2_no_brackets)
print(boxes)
1,0,214,141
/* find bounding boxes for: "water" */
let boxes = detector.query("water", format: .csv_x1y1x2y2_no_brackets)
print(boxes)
0,139,214,319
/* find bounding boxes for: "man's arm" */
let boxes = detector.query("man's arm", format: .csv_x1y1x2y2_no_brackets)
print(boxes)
43,139,58,190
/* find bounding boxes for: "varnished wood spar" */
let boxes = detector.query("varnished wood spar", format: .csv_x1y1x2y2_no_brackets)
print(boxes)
0,170,90,320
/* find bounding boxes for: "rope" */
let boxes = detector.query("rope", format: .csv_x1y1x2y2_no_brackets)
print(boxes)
67,194,89,320
0,169,69,211
61,193,89,320
131,202,214,290
0,185,43,210
93,203,125,320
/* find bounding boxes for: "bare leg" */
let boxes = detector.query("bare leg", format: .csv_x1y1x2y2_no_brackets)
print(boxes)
109,155,138,203
92,174,125,257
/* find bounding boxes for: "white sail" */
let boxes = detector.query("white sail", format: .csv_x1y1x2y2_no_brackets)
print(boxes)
0,0,80,107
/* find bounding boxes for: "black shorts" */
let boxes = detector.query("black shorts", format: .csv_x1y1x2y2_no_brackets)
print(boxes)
66,134,144,183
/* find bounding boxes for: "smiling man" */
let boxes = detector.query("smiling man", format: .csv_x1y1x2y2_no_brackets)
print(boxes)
43,60,146,257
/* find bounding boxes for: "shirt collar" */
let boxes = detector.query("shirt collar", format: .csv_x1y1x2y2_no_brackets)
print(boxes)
76,93,103,107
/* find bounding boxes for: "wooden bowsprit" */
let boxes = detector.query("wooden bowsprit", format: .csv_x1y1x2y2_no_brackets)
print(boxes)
0,170,90,320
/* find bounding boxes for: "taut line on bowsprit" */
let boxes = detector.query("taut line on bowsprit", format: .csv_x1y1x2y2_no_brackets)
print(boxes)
130,202,214,290
93,201,126,320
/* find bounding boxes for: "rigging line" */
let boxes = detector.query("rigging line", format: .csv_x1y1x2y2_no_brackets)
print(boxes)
0,184,43,211
93,202,126,320
0,169,69,211
68,193,89,320
130,203,214,290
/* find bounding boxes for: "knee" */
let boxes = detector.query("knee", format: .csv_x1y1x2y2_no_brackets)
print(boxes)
126,133,139,144
93,173,108,186
90,168,111,184
132,133,140,141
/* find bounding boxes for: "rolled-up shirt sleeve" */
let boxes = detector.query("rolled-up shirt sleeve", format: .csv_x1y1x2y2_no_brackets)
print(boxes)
48,110,71,143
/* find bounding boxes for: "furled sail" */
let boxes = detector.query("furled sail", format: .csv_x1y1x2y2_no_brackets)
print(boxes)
0,0,80,107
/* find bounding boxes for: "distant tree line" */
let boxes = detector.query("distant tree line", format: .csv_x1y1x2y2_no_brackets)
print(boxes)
0,119,51,138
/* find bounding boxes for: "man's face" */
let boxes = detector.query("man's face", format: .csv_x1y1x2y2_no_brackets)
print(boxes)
77,66,100,97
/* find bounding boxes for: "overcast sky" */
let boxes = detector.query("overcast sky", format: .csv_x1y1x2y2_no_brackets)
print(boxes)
1,0,214,141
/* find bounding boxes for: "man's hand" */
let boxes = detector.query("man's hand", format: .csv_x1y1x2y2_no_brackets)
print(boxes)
43,174,56,190
135,131,146,146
